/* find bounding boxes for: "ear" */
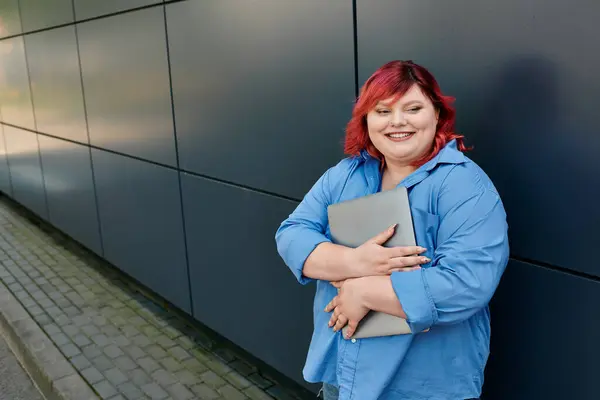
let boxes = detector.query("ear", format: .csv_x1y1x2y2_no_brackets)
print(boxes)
435,108,440,122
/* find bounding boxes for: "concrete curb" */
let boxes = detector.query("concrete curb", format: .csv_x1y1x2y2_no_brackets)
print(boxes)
0,279,99,400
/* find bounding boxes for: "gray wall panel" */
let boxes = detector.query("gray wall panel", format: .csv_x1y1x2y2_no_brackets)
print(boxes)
0,1,594,397
0,0,21,38
3,126,46,218
19,0,74,32
38,135,101,255
0,124,11,194
356,0,600,276
74,0,161,20
92,149,190,312
484,259,600,399
168,0,353,199
181,173,314,387
79,8,176,166
0,36,35,130
26,26,88,143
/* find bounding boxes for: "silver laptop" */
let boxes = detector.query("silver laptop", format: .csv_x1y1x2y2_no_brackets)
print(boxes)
327,186,417,339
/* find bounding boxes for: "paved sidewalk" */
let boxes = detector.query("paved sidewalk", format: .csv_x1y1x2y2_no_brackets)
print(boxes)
0,333,44,400
0,195,308,400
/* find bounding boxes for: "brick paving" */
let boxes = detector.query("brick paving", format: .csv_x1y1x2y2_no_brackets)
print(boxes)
0,196,307,400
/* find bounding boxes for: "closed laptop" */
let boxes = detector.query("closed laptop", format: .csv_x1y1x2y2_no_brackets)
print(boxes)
327,186,417,339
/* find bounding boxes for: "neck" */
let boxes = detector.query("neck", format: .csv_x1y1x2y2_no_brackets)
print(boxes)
381,160,417,190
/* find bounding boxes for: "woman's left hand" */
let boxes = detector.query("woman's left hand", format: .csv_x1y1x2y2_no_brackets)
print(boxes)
325,278,370,338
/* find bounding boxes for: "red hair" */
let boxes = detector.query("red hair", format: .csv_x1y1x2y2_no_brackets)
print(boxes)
344,60,469,167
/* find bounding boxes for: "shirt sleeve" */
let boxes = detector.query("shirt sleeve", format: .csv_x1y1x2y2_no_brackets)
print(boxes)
275,168,334,285
390,176,510,333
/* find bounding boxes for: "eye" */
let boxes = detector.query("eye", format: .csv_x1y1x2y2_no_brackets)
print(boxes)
376,109,390,115
407,106,422,113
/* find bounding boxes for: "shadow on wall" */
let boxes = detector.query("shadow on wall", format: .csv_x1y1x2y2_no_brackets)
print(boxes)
475,55,561,399
476,55,600,399
471,55,599,272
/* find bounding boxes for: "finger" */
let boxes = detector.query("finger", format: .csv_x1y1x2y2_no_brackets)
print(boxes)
368,224,397,245
330,281,344,289
324,296,338,312
388,255,430,269
328,307,342,327
345,320,359,339
328,313,337,328
333,314,348,332
333,307,341,319
385,246,427,258
389,266,421,273
404,266,422,272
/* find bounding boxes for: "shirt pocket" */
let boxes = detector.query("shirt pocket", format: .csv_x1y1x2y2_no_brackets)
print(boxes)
411,207,440,267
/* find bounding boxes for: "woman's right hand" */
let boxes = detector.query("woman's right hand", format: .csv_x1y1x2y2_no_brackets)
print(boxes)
349,224,429,276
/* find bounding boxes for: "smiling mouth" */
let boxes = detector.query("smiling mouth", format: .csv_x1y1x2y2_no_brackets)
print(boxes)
385,132,415,141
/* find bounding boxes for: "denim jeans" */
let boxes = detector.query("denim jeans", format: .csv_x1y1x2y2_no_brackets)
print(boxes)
320,383,339,400
319,383,479,399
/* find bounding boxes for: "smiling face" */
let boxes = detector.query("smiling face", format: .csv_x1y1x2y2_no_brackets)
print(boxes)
366,84,439,167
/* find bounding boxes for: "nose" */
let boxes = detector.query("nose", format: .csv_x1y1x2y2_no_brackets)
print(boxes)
389,110,406,127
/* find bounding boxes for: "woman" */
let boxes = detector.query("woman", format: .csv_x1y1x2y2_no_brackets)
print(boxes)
275,60,509,400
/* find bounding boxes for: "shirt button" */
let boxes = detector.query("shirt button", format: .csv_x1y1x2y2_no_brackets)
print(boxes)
351,338,357,343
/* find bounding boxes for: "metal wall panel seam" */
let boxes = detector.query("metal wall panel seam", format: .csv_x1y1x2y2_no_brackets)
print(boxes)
0,123,303,203
0,1,177,40
19,1,49,220
163,3,193,315
510,255,600,283
72,0,105,257
72,1,169,25
0,117,14,196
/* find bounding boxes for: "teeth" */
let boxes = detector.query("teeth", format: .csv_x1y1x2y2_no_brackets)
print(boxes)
388,133,412,138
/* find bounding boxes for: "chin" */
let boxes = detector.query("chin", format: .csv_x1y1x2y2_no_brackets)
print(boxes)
380,144,416,159
387,152,414,162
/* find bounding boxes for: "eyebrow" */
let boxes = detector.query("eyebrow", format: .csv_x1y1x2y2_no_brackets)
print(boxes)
376,100,424,107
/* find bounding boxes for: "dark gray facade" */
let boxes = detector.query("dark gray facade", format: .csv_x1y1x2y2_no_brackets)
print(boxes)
0,1,598,398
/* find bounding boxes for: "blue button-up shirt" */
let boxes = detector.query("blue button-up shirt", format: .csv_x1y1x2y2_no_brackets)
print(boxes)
275,140,509,400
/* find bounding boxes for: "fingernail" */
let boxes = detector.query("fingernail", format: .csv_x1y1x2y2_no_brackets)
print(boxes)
422,257,430,263
389,224,397,231
418,246,426,251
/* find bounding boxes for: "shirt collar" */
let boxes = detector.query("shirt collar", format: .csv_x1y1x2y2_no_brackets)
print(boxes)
422,139,466,171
